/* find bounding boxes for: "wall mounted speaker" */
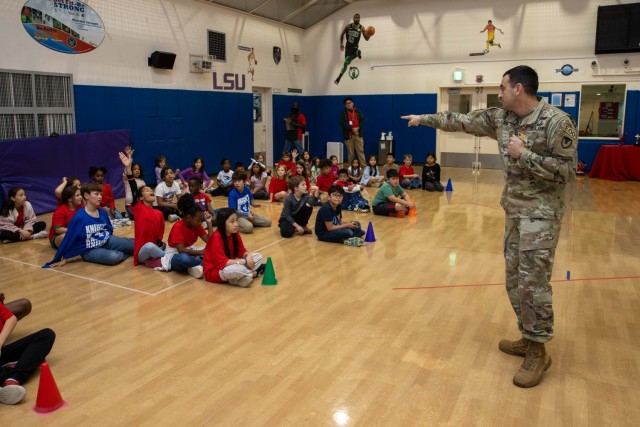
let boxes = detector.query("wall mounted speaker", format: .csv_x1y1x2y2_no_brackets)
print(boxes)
148,51,176,69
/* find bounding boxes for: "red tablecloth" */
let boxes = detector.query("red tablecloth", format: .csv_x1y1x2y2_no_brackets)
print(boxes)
589,145,640,181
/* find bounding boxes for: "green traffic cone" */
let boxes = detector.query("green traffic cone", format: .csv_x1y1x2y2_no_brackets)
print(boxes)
261,257,278,286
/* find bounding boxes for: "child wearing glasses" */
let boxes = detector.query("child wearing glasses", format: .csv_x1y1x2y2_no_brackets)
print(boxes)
314,185,365,245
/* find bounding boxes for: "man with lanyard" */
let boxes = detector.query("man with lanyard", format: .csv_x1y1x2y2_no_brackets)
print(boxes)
334,13,370,85
339,97,366,168
401,65,577,388
284,102,306,155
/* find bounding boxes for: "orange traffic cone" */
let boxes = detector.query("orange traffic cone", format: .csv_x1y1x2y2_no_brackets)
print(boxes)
32,362,67,414
408,198,417,217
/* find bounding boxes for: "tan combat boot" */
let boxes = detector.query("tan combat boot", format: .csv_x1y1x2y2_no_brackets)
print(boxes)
513,341,552,388
499,337,530,356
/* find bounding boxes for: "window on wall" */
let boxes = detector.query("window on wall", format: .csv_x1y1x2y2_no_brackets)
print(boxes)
579,84,626,138
208,30,226,62
253,92,262,123
0,70,75,140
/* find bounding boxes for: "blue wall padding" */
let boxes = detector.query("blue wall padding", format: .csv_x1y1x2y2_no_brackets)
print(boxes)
74,85,253,179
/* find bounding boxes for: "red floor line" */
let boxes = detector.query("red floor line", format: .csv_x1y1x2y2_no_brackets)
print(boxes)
392,274,640,291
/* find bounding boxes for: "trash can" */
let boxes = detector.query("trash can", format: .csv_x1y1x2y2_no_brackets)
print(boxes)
378,139,394,165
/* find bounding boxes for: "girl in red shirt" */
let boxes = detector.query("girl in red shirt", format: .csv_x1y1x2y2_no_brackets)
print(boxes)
89,165,123,220
295,161,319,198
203,208,265,287
156,194,212,278
115,151,166,267
49,185,83,248
267,165,289,202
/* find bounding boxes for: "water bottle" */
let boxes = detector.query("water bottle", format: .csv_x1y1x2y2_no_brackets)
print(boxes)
380,132,386,140
387,131,393,140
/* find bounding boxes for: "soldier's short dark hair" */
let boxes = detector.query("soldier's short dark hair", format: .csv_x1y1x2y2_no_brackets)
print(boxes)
503,65,539,96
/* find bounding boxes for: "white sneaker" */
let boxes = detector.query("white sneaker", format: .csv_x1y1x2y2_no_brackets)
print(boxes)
168,214,180,223
0,384,26,405
236,275,253,288
32,230,48,239
187,265,204,279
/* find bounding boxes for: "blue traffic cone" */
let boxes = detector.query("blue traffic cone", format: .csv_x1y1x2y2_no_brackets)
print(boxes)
364,221,376,242
445,178,453,192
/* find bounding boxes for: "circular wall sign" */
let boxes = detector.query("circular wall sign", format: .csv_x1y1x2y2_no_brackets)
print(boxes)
21,0,105,54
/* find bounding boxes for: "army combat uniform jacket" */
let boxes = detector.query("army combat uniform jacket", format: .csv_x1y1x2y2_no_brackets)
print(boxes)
420,98,577,220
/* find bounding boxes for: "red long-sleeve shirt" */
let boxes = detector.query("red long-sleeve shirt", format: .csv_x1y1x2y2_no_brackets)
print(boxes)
203,230,248,283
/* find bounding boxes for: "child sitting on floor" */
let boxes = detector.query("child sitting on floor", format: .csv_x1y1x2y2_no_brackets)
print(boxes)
0,300,55,405
154,166,182,222
155,194,212,279
44,182,135,267
360,154,382,188
89,165,123,220
422,152,445,192
54,176,81,204
249,162,269,200
0,187,48,243
267,165,289,203
202,207,266,288
228,171,272,234
315,158,335,204
120,151,166,267
335,168,369,212
371,169,415,217
278,176,315,238
49,184,83,249
399,153,421,189
382,152,399,182
314,184,365,245
210,158,234,197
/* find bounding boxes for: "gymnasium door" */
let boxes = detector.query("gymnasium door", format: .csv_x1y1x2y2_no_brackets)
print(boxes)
438,87,501,169
252,87,273,165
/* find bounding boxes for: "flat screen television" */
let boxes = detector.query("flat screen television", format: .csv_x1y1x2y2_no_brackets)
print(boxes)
595,3,640,54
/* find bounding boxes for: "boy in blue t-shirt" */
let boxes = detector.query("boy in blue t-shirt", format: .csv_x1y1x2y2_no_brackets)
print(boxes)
227,171,272,234
44,182,134,267
314,184,365,244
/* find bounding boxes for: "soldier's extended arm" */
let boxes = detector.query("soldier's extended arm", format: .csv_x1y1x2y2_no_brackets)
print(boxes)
418,109,499,139
516,118,577,184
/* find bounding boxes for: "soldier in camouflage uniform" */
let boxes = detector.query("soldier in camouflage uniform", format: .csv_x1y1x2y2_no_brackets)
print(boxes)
401,65,577,388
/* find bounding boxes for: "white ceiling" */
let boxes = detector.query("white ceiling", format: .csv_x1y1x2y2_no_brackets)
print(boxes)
200,0,358,29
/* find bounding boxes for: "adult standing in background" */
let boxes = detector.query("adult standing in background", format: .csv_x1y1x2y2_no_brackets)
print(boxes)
284,102,306,155
401,65,577,389
340,97,366,167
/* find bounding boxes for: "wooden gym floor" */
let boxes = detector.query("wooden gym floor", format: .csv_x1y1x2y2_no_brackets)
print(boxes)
0,167,638,426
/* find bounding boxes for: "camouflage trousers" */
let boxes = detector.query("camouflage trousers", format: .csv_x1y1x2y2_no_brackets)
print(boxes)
504,217,561,343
